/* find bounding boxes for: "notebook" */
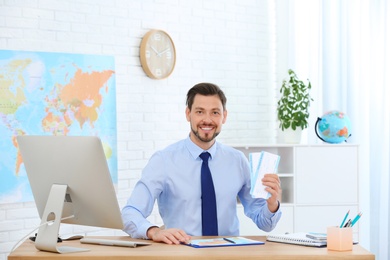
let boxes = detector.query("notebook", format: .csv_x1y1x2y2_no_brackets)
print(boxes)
266,233,327,247
80,238,151,248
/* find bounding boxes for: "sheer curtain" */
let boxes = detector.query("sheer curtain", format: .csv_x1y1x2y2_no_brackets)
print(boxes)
280,0,390,259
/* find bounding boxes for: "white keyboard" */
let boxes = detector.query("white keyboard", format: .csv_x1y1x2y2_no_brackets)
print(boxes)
80,238,151,248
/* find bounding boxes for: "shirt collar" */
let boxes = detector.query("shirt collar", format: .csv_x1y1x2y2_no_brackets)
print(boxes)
185,136,217,160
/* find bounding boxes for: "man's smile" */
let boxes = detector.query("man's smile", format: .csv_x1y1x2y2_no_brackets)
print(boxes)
200,126,214,132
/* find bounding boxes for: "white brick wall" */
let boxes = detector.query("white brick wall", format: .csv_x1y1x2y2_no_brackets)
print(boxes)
0,0,279,258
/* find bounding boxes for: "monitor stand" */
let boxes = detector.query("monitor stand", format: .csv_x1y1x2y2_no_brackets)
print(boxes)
35,184,90,254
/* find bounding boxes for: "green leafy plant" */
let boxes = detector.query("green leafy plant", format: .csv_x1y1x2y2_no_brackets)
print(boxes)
277,69,313,131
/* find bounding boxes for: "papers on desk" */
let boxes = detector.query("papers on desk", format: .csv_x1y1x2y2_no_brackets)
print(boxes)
249,151,280,199
186,237,264,248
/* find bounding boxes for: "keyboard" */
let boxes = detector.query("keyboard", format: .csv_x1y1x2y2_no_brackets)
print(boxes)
80,238,151,248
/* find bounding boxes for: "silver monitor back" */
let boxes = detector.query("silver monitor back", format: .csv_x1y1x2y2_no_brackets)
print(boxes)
17,135,123,230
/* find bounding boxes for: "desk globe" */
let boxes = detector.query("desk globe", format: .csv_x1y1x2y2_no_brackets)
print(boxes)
315,110,352,143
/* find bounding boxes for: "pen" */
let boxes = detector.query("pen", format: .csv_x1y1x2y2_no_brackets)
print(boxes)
340,210,350,228
343,219,351,228
223,238,236,244
351,212,362,227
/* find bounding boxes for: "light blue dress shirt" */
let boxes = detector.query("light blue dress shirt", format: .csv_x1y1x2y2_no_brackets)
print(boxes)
121,136,282,239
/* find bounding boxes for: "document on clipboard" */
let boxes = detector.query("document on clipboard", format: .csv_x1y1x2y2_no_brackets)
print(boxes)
249,151,280,199
186,237,264,248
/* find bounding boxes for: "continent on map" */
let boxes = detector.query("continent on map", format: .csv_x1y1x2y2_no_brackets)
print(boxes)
42,68,115,135
0,58,33,177
0,59,31,115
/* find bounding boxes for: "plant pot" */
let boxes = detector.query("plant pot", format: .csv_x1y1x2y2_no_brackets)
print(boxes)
282,128,302,144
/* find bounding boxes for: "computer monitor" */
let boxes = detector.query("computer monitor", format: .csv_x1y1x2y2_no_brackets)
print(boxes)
17,135,124,254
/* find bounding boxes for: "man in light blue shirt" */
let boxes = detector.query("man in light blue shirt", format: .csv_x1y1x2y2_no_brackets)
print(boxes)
122,83,282,244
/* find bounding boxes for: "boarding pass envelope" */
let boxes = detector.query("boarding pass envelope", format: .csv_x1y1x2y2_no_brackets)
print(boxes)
249,151,280,199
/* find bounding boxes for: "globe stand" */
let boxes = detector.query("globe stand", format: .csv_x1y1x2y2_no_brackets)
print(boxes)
315,117,327,143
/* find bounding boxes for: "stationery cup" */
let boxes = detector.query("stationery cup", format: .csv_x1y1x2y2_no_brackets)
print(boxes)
327,226,353,251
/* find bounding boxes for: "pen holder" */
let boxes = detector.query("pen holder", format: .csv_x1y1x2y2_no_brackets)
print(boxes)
327,226,353,251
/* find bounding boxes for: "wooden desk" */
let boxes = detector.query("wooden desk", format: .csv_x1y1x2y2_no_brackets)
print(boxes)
8,236,375,260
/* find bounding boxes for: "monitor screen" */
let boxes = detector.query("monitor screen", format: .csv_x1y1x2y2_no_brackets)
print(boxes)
17,135,124,253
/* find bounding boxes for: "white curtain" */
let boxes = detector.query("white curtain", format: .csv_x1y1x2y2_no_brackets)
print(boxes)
280,0,390,259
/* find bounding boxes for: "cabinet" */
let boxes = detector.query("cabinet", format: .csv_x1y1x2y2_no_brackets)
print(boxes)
234,144,359,239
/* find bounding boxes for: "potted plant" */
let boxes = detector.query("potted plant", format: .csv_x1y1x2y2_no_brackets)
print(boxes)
277,69,313,142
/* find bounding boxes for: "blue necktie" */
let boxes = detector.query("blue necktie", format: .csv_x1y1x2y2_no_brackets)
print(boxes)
199,152,218,236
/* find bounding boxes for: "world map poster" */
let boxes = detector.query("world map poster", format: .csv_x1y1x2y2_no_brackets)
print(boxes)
0,50,117,203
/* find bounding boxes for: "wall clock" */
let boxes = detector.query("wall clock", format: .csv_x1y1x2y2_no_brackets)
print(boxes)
140,29,176,80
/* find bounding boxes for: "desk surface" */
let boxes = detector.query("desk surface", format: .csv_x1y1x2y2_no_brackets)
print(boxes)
8,236,375,260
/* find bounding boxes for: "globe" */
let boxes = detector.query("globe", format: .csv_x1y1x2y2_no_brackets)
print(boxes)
315,111,352,143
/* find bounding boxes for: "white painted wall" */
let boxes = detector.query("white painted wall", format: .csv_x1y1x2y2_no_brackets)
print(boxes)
0,1,281,258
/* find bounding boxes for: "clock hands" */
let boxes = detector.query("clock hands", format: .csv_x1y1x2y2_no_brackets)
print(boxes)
158,48,171,57
150,46,160,55
150,46,171,57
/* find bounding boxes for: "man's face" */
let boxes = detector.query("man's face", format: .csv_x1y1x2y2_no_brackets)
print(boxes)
186,94,227,149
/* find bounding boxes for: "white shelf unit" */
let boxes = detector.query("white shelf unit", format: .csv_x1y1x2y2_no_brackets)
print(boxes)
234,144,359,239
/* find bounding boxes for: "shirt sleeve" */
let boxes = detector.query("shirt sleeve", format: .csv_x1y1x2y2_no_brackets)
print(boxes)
237,152,282,232
121,152,165,239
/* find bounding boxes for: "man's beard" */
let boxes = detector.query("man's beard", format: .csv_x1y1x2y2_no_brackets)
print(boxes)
191,126,220,143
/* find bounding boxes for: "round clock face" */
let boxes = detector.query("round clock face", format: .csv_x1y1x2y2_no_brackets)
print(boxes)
140,30,176,80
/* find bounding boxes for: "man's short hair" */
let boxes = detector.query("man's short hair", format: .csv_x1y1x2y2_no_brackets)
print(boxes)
186,83,227,111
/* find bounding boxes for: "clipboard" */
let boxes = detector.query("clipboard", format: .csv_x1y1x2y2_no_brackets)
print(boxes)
186,237,264,248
